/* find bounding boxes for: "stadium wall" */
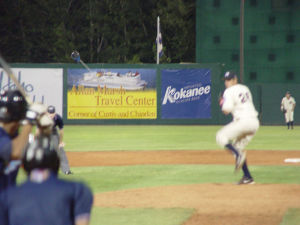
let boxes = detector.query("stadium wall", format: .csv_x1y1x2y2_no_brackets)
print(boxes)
196,0,300,84
8,63,299,125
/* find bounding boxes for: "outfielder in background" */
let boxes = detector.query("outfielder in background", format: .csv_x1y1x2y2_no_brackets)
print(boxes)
216,71,259,185
281,91,296,129
0,135,93,225
47,105,73,174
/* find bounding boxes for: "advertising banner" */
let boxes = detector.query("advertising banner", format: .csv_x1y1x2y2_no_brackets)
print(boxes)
67,69,157,119
161,69,211,119
0,68,63,115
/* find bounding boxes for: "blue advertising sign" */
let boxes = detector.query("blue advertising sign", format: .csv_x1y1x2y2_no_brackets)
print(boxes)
161,69,211,119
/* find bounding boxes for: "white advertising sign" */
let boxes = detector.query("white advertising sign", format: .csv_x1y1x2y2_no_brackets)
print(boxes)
0,68,63,115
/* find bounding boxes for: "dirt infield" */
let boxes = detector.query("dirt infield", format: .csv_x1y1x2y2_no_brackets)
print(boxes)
94,184,300,225
67,150,300,225
67,150,300,166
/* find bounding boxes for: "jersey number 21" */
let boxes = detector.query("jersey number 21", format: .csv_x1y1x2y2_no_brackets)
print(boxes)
239,92,250,103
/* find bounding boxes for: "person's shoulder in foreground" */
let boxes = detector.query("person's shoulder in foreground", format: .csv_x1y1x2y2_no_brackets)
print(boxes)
2,173,93,225
0,135,93,225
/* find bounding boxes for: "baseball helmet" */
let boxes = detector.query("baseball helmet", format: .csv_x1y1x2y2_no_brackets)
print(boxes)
0,90,28,122
22,135,60,174
47,105,55,114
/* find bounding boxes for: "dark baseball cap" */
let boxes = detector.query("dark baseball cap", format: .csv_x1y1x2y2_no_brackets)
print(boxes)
223,71,237,80
47,105,56,114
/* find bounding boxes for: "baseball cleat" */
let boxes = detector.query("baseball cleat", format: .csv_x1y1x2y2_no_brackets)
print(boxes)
235,152,246,173
65,171,73,175
237,176,255,185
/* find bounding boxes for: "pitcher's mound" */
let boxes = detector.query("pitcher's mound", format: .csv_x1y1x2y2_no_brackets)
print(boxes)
94,183,300,225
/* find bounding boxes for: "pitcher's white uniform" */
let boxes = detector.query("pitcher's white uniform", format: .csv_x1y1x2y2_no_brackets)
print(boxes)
216,84,259,152
281,96,296,123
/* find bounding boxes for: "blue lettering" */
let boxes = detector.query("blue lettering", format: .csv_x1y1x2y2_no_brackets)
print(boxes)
0,70,35,93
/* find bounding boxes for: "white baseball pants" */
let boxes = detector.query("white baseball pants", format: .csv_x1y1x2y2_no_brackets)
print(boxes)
216,117,259,152
284,110,294,123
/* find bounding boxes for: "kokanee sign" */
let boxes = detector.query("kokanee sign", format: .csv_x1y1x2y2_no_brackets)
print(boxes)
161,69,211,119
162,85,211,105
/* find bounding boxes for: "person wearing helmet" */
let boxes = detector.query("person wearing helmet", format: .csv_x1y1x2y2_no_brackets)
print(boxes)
0,90,50,191
47,105,73,175
0,135,93,225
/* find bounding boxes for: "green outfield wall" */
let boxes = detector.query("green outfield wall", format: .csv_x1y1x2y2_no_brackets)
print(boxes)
9,63,298,125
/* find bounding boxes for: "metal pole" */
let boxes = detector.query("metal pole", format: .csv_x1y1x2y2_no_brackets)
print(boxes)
79,59,92,72
157,16,159,65
240,0,245,83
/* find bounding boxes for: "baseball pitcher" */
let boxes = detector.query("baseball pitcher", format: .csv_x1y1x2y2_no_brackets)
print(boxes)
216,71,259,185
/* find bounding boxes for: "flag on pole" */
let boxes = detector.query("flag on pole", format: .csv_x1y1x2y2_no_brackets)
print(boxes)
156,16,163,64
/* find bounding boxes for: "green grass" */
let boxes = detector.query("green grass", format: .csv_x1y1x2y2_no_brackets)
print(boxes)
17,163,300,225
280,208,300,225
248,126,300,150
62,125,300,224
64,125,300,151
66,165,300,193
16,125,300,225
18,164,300,193
64,125,220,151
91,207,194,225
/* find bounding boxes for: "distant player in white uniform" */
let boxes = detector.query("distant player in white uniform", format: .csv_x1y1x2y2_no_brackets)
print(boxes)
216,71,259,185
281,91,296,129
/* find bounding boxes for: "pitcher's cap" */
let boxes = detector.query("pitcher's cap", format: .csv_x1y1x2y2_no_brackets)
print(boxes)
224,71,237,80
